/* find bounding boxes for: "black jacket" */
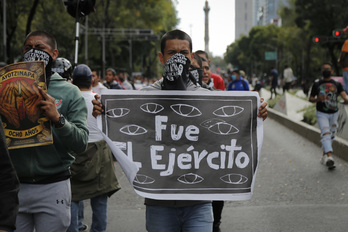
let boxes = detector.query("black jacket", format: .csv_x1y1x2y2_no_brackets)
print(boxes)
0,117,19,232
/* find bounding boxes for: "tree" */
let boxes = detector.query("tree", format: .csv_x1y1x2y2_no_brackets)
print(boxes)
224,0,348,86
1,0,178,78
294,0,348,76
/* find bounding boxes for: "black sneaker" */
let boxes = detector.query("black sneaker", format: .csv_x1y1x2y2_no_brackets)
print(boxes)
79,224,88,232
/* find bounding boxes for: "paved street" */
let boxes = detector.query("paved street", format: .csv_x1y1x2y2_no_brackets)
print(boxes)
83,117,348,232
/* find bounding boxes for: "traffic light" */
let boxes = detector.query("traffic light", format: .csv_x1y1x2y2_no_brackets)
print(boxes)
312,36,328,44
332,29,345,38
62,0,95,18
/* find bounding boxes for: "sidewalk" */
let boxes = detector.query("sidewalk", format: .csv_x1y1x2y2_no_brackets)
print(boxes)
261,88,348,162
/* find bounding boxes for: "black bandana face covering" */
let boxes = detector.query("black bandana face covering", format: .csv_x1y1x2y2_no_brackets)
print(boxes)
322,70,331,79
162,53,191,90
189,66,203,86
23,48,53,87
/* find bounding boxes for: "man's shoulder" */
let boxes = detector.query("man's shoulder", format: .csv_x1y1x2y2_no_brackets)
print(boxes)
141,79,162,91
211,72,223,80
98,82,107,89
49,75,83,98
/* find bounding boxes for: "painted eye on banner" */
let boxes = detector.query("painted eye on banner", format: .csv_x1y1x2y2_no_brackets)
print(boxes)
177,173,204,184
208,122,239,135
200,118,226,128
213,106,244,117
120,124,147,135
170,104,202,117
200,119,239,135
133,174,155,185
140,103,164,114
220,173,248,184
106,108,130,118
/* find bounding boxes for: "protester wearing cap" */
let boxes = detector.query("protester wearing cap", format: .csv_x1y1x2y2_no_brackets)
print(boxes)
338,26,348,94
69,64,121,232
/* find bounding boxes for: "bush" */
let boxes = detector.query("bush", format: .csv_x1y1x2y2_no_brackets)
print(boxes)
302,105,317,125
267,95,282,108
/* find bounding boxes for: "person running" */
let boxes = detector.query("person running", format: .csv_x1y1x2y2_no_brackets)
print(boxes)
309,62,348,169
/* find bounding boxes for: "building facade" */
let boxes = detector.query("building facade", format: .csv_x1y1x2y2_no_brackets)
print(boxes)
235,0,286,40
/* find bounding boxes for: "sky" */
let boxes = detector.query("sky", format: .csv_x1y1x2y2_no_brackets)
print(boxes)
174,0,235,58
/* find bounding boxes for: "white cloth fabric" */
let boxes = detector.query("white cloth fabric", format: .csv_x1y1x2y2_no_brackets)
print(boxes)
92,82,107,95
81,91,104,142
283,67,293,83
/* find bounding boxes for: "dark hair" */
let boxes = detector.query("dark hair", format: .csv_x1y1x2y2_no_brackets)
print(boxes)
232,69,240,74
322,62,332,68
160,29,192,54
73,79,92,89
106,68,116,76
195,50,209,60
92,69,101,76
193,53,203,68
24,30,57,50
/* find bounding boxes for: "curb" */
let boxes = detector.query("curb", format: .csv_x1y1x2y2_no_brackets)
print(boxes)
268,107,348,162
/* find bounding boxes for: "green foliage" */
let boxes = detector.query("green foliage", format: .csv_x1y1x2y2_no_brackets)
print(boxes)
267,95,282,108
302,104,317,125
0,0,178,78
224,0,348,84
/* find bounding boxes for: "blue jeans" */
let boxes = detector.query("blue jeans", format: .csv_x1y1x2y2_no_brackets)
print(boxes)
316,111,339,154
146,203,213,232
90,194,108,232
67,194,108,232
67,201,82,232
343,70,348,94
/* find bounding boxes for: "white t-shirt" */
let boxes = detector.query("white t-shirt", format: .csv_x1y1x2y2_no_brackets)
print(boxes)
283,67,293,83
92,82,107,95
81,91,104,143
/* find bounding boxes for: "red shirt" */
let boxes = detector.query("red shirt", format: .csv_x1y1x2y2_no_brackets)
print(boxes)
210,72,225,90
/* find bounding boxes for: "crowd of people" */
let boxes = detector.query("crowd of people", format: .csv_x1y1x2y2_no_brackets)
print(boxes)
0,28,268,232
2,25,348,232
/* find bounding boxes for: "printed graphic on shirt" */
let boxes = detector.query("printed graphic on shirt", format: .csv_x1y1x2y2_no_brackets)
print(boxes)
319,83,338,111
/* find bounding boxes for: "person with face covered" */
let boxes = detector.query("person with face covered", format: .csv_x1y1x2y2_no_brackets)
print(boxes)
309,62,348,170
195,50,225,91
9,30,89,232
227,70,250,91
189,53,204,86
92,29,268,232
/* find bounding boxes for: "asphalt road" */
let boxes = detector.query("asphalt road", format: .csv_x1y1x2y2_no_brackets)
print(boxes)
83,117,348,232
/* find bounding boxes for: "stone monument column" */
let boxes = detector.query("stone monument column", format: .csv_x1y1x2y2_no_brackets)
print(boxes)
204,0,210,53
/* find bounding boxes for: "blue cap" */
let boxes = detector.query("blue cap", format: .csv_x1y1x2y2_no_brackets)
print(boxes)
72,64,92,81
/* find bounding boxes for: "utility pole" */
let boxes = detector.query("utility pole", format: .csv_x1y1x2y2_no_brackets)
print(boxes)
84,16,88,64
204,0,210,54
3,0,6,63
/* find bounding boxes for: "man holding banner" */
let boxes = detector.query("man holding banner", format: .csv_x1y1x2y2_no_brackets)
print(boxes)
93,29,267,232
9,31,89,232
